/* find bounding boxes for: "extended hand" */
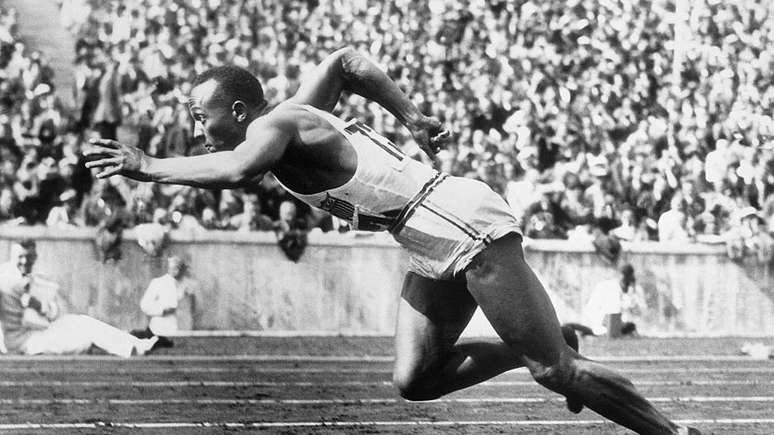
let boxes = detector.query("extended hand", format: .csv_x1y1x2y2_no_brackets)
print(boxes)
409,115,451,157
84,138,149,180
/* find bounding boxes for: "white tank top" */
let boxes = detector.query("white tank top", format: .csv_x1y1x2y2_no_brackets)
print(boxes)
276,104,438,232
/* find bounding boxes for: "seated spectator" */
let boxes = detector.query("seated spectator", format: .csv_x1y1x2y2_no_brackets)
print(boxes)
217,190,243,230
230,193,274,232
45,188,81,228
0,186,22,225
131,255,195,350
693,212,725,245
524,191,568,239
0,239,157,356
724,207,774,262
611,207,647,242
199,206,219,230
658,194,692,242
276,200,308,234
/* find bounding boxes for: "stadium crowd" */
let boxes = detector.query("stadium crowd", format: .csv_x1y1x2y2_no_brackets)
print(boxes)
0,0,773,261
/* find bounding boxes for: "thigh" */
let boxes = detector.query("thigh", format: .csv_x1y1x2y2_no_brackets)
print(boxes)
394,271,478,373
464,233,566,366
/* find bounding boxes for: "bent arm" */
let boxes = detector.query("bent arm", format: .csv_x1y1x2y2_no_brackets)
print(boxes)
288,47,424,128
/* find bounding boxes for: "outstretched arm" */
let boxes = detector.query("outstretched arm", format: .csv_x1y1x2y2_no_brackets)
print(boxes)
84,114,293,188
288,47,450,155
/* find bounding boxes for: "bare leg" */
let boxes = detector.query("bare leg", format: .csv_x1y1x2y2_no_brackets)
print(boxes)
464,233,684,434
393,272,525,400
393,271,582,403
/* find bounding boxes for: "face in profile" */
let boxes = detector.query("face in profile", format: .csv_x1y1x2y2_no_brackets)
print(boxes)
187,80,248,153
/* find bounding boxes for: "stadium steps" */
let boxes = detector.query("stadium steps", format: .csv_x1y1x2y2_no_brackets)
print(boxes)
4,0,75,106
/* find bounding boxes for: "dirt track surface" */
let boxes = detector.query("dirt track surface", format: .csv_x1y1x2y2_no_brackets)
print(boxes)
1,336,773,434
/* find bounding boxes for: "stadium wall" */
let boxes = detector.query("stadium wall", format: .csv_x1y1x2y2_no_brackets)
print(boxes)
1,227,772,337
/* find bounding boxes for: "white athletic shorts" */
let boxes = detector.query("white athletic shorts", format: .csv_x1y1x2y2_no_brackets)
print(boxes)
391,175,523,280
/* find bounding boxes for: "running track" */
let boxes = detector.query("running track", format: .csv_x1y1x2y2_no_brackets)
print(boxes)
0,336,772,434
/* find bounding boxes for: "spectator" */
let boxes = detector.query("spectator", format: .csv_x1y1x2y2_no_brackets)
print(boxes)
230,192,274,232
693,212,725,245
275,200,308,262
134,207,170,257
0,239,157,356
0,0,761,242
45,188,81,228
580,263,644,338
131,255,195,349
658,194,692,242
724,207,774,262
611,207,649,242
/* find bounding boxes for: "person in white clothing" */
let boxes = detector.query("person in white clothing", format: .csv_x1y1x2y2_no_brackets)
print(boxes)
0,239,157,357
45,188,81,228
582,263,642,337
131,255,195,349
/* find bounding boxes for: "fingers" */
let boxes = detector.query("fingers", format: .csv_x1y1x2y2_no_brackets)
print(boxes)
88,138,121,149
85,157,122,170
84,140,123,162
86,157,125,178
95,166,123,179
427,129,451,153
431,129,451,143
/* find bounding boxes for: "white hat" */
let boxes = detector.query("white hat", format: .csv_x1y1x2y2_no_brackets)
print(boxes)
59,189,77,202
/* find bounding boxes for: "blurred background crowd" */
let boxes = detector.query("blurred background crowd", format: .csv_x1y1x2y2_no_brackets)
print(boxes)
0,0,773,261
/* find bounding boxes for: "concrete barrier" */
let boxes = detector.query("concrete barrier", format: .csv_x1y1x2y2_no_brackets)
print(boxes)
0,226,771,337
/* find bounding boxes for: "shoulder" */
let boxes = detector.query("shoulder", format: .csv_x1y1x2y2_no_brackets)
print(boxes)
261,102,309,123
248,103,333,141
243,103,311,139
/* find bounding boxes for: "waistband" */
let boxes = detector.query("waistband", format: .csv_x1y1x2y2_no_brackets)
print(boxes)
389,172,448,235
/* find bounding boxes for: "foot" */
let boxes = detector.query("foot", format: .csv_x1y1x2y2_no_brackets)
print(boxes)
132,336,159,356
678,426,701,435
560,325,584,414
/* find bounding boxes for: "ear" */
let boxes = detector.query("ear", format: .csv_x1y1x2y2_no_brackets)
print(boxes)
231,100,248,123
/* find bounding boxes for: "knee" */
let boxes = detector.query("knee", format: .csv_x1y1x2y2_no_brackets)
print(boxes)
392,365,442,401
527,354,578,393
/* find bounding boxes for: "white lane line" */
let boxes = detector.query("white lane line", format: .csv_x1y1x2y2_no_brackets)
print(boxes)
3,366,774,375
1,379,772,387
2,418,774,430
0,354,765,362
3,396,774,405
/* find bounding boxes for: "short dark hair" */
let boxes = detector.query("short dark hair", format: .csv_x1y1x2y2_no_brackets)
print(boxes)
620,263,635,279
192,65,265,109
16,239,36,251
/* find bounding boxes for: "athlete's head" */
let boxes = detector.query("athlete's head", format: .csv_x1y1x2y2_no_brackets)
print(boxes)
188,66,268,153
